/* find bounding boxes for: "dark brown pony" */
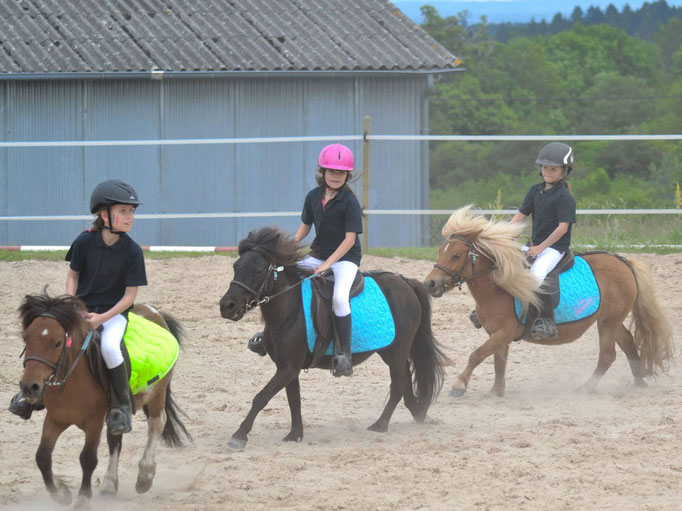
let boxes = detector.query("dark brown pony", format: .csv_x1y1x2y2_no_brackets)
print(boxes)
17,293,190,507
219,226,448,450
423,206,674,397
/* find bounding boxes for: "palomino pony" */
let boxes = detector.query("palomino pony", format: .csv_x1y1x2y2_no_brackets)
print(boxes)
17,292,190,507
423,206,674,397
219,226,448,450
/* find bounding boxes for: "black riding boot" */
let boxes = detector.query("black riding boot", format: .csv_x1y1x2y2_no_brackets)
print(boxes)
8,392,43,420
332,314,353,377
530,291,558,340
107,363,133,435
247,331,267,356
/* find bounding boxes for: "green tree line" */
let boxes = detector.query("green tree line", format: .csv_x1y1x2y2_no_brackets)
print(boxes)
422,4,682,211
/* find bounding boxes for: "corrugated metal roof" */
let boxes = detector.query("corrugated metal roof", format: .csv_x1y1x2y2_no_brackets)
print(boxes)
0,0,460,74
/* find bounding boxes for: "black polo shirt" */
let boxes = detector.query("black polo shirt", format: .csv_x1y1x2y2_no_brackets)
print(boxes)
301,186,363,265
519,182,576,252
65,230,147,313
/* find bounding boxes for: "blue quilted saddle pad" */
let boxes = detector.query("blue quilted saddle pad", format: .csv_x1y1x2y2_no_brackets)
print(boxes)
301,276,396,354
514,256,600,324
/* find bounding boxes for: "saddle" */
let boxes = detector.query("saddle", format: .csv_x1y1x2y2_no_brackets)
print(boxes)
308,271,364,367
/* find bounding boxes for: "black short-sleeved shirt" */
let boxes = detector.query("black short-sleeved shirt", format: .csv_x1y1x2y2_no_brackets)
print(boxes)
519,182,576,252
65,230,147,313
301,186,363,265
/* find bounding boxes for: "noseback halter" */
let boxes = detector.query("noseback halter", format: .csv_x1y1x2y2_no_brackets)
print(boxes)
433,234,496,290
22,312,94,391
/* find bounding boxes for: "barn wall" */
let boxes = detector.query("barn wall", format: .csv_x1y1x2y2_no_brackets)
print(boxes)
0,75,430,248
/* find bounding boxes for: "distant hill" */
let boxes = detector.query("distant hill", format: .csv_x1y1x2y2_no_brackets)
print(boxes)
394,0,681,24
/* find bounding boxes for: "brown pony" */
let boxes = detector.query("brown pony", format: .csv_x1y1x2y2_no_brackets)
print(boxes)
17,292,190,507
423,206,674,397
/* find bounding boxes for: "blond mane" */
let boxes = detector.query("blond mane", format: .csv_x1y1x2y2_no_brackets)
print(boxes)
442,205,541,311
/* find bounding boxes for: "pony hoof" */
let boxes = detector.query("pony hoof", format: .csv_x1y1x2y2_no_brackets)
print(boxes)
136,475,154,494
74,495,91,510
282,431,303,442
367,422,388,432
449,387,466,398
100,478,118,496
51,481,72,506
227,436,247,451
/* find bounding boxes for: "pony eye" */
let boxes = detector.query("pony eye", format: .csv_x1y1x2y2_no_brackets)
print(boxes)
54,340,62,348
452,253,461,259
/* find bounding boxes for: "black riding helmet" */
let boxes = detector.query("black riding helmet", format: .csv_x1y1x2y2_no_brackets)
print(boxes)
536,142,574,175
90,179,142,214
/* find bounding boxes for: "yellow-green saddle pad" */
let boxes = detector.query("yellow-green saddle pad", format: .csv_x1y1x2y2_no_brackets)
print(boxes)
124,312,179,394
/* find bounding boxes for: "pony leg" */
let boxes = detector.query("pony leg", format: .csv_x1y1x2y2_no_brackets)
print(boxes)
101,428,123,495
490,343,510,397
401,361,420,420
368,360,406,432
452,331,511,397
580,319,618,393
614,324,648,387
136,393,168,494
36,415,72,505
74,419,104,508
228,367,300,450
283,377,303,442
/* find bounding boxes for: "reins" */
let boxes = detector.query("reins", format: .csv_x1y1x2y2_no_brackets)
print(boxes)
433,234,496,290
231,263,322,311
22,312,95,393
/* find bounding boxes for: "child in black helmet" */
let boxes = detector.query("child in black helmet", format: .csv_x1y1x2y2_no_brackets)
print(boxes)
511,142,577,339
9,179,147,434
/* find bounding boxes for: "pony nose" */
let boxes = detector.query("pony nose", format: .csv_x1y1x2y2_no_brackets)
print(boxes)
219,297,236,318
20,379,43,400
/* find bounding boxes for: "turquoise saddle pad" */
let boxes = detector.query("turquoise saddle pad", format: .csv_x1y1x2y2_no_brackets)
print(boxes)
301,276,396,354
514,255,600,324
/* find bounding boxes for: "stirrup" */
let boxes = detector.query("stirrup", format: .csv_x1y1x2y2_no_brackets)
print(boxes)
247,331,267,356
332,353,353,377
469,310,482,329
9,393,41,420
107,407,132,435
530,318,558,340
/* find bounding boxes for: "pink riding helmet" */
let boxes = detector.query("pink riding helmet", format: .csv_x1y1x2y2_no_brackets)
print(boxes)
318,143,354,171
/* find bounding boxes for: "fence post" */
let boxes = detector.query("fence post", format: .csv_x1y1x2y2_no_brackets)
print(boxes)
361,116,371,251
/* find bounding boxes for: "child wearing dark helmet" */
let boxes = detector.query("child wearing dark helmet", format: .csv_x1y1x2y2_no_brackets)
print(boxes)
511,142,577,339
248,143,362,377
9,179,147,434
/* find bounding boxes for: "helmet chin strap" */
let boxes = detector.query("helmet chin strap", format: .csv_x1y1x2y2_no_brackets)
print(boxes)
103,206,125,235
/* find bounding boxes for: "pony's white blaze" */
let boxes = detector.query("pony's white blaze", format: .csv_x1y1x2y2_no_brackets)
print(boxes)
41,328,49,336
444,243,449,253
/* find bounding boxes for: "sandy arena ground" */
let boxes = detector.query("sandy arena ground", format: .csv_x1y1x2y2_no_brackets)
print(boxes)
1,252,681,510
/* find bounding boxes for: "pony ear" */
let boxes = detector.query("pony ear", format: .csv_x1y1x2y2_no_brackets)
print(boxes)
461,230,482,243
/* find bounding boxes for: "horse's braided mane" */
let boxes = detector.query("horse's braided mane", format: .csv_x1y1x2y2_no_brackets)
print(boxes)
19,292,87,335
442,205,541,310
239,226,304,268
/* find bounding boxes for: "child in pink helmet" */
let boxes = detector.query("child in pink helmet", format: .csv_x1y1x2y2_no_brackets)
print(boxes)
248,143,362,377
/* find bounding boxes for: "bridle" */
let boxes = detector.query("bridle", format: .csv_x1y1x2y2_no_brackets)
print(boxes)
21,312,94,392
230,257,321,312
433,234,496,290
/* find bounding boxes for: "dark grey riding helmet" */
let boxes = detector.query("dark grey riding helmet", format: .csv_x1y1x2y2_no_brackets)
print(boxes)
90,179,142,214
535,142,574,174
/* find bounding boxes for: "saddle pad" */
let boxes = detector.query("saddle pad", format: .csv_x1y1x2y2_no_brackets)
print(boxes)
124,312,180,394
514,256,600,324
301,276,395,354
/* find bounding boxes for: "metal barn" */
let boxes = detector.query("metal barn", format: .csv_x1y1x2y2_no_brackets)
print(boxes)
0,0,460,248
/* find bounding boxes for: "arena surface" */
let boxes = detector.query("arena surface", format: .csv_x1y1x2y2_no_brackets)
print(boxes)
1,253,681,510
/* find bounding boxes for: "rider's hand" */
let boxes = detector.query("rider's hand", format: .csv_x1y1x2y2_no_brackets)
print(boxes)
315,263,331,277
527,245,543,258
85,312,103,330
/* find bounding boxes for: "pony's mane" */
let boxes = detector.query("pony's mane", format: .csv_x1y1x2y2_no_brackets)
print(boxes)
442,205,540,310
238,226,305,269
19,292,88,335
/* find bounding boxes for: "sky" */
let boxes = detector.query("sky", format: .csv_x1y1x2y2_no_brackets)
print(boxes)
392,0,682,24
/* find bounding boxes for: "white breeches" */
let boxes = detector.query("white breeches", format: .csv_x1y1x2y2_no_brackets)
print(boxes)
523,246,565,286
299,255,359,316
100,314,128,369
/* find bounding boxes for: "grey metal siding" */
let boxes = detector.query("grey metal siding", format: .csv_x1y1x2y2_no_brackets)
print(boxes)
0,75,430,248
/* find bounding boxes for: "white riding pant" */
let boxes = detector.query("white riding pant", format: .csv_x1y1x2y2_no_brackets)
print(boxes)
298,255,359,316
523,246,564,286
100,313,128,369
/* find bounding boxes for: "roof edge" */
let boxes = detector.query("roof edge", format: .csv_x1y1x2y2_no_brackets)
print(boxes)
0,69,463,81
